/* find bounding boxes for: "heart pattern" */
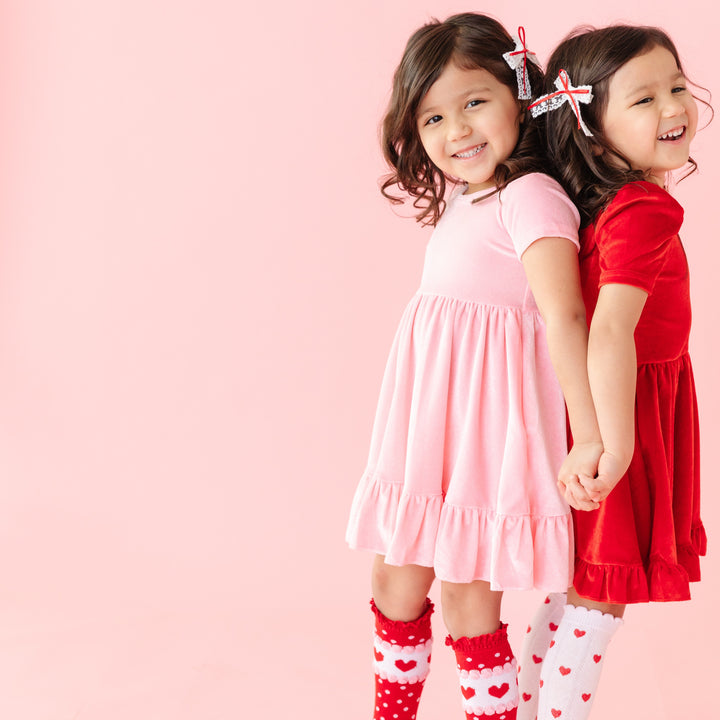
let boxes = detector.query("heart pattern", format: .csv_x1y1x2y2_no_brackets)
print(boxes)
374,649,384,662
461,686,476,699
549,640,555,648
522,692,532,702
549,622,558,631
593,654,602,663
574,629,586,638
532,654,543,664
488,683,510,698
559,666,571,676
582,693,592,702
395,659,417,672
551,710,562,718
526,625,532,633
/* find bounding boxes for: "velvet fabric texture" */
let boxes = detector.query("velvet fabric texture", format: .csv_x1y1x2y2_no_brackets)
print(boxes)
347,174,579,591
576,181,706,603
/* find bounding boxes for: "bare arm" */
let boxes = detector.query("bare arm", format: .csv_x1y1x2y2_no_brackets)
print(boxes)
578,283,647,502
522,237,602,511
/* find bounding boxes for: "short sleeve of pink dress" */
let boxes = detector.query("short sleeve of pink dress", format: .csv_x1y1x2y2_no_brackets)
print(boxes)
576,182,706,604
346,173,580,592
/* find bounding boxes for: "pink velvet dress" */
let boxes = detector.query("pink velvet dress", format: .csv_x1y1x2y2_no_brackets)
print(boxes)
346,173,579,591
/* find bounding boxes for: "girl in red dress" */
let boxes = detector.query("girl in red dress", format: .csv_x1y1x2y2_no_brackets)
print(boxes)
514,26,708,720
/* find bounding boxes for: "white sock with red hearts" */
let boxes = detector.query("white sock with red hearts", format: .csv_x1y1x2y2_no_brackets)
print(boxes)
516,592,566,720
371,599,434,720
537,604,622,720
446,623,519,720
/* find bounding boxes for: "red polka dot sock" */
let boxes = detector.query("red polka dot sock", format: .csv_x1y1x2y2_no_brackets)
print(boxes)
537,604,622,720
371,599,434,720
516,593,566,720
446,623,519,720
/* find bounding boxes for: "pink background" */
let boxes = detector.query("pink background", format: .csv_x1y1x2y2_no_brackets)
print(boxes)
0,1,716,718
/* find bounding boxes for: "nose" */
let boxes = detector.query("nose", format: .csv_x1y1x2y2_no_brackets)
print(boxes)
662,93,685,118
447,114,471,141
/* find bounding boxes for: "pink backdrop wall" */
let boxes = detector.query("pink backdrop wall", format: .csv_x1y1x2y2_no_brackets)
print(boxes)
0,1,716,717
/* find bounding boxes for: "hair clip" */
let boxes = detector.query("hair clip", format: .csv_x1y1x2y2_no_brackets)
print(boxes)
528,69,594,136
503,27,540,100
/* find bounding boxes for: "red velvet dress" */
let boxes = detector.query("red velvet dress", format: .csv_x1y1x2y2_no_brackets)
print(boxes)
575,181,706,603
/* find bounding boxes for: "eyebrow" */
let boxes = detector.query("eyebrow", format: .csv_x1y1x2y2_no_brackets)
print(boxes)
418,86,493,115
624,71,685,99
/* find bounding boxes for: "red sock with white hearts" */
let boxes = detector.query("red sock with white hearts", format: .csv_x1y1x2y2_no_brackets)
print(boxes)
446,623,519,720
371,599,434,720
537,604,622,720
516,593,566,720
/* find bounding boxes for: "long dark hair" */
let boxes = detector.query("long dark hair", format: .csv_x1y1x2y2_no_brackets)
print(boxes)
381,13,547,226
541,25,698,226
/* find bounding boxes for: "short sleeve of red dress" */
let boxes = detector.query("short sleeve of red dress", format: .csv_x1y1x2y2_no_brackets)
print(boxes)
594,181,684,293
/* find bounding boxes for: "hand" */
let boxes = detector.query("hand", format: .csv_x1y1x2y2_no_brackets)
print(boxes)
578,450,628,503
557,441,603,512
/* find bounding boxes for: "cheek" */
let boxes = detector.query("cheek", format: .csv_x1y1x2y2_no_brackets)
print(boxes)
688,100,699,135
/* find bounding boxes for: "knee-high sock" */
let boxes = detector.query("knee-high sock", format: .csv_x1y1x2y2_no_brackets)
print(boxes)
537,604,622,720
446,623,519,720
371,599,433,720
517,593,566,720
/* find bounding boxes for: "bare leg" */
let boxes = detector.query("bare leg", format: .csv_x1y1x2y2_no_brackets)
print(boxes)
442,581,519,718
369,556,436,720
441,579,503,639
537,587,624,719
567,586,626,618
371,554,435,621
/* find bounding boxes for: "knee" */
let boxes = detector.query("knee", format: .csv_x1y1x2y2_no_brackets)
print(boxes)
441,581,503,639
371,557,433,622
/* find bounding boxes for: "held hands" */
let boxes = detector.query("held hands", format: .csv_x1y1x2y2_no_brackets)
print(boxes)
557,441,603,512
577,450,628,504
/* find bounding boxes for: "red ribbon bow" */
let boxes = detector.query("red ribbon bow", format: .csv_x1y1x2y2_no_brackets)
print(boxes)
528,69,594,136
508,26,530,96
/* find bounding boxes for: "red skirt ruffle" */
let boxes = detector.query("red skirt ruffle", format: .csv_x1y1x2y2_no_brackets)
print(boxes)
572,354,705,603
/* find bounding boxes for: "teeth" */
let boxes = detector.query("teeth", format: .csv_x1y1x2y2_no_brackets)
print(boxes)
455,144,484,158
659,128,684,140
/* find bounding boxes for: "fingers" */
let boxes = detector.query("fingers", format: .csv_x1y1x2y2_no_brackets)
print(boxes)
560,475,600,511
578,473,611,503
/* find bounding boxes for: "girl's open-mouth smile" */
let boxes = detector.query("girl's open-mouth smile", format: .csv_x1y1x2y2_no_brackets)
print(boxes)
453,143,487,159
657,126,686,142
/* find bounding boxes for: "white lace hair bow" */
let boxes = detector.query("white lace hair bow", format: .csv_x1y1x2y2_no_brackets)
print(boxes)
529,69,594,137
502,27,540,100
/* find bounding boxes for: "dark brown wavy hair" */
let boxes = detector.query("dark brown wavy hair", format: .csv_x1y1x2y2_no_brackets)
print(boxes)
380,13,547,226
541,25,703,227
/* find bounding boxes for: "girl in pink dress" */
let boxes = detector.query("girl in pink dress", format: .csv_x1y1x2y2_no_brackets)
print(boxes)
346,13,602,720
517,25,707,720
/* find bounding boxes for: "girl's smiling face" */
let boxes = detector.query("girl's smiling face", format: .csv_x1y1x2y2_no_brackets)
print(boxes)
416,63,522,194
602,44,698,185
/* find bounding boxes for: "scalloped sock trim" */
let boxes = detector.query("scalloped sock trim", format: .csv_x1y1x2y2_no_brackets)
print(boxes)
447,625,519,719
516,592,566,720
372,599,433,720
536,603,622,720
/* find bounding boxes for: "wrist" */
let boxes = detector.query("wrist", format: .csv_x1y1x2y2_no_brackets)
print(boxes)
603,446,634,469
570,437,603,448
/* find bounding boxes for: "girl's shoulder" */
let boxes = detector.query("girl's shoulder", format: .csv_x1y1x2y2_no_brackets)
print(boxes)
499,172,580,225
596,181,684,237
501,171,569,198
583,181,684,259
